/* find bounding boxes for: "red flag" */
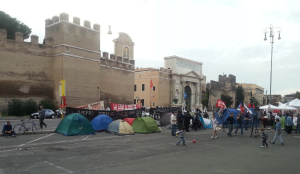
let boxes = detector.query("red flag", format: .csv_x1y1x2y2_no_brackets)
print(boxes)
216,99,226,108
239,103,245,112
150,80,153,88
247,103,252,108
252,103,255,109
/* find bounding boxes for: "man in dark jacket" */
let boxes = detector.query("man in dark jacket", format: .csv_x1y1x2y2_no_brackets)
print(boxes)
226,113,235,137
184,111,192,132
235,112,244,136
176,111,184,131
39,105,47,129
2,121,16,138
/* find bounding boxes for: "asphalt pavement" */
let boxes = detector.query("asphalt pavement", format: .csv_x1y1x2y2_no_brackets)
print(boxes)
0,124,299,174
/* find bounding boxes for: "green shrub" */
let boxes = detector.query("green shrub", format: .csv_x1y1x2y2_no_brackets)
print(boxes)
24,99,38,115
8,99,25,116
39,99,56,111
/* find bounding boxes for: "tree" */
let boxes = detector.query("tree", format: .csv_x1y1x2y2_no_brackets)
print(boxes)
295,91,300,99
221,94,233,108
201,90,209,108
252,97,260,107
0,11,32,39
235,85,244,107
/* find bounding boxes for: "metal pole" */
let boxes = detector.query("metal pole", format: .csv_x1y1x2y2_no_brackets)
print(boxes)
269,42,273,104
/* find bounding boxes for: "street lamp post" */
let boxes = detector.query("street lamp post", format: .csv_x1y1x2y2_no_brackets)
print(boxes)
263,25,282,104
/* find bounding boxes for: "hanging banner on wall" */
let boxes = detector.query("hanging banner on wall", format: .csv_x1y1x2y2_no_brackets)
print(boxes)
76,101,104,110
110,103,141,111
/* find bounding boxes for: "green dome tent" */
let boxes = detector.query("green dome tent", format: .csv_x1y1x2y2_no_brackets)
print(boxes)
55,113,95,136
132,117,161,133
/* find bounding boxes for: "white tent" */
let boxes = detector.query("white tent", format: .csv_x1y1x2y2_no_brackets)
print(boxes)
287,98,300,108
259,104,297,110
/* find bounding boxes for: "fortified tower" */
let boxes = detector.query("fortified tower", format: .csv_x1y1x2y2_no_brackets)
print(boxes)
113,32,135,61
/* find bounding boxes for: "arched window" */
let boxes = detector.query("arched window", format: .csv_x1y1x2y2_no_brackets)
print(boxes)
123,46,129,58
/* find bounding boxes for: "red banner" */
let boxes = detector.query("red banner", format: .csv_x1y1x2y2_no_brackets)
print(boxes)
110,103,140,111
76,101,104,110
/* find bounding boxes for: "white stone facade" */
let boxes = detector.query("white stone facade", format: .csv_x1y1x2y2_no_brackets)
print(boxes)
164,56,204,111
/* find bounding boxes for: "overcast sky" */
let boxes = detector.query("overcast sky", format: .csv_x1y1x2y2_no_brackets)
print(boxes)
2,0,299,97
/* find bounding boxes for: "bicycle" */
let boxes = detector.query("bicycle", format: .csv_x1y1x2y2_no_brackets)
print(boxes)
13,118,42,135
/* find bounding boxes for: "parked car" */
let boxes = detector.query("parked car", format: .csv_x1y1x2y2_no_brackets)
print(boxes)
30,109,56,119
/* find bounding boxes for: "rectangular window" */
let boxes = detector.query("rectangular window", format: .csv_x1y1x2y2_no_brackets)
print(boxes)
153,86,156,91
142,84,145,91
141,99,145,106
152,102,155,107
134,99,136,104
134,85,137,91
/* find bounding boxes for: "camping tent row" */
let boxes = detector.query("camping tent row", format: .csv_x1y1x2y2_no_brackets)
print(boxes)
56,114,161,136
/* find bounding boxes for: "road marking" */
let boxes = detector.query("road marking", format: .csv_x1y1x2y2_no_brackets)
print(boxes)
44,161,73,173
82,135,91,140
18,133,55,147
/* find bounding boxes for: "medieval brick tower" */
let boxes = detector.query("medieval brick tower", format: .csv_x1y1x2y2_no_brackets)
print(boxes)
0,12,135,110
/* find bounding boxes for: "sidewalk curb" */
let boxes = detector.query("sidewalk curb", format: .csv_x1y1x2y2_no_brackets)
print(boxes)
1,130,56,136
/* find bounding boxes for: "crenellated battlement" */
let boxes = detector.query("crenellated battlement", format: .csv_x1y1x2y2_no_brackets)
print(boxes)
45,13,100,32
100,52,135,71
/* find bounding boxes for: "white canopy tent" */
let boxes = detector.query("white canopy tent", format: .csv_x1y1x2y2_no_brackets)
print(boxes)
259,104,297,111
287,98,300,108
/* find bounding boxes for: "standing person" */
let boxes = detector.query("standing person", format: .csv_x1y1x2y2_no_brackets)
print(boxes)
226,113,235,137
244,112,250,131
275,113,281,122
170,111,177,136
192,112,199,131
211,114,219,139
260,128,268,148
270,119,284,146
184,111,192,132
295,113,300,134
286,114,293,135
174,127,186,146
203,112,209,119
235,112,244,136
258,110,263,118
176,111,184,131
2,121,16,138
39,105,47,129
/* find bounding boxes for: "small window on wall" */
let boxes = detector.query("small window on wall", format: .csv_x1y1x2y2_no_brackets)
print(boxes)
134,85,137,91
142,84,145,91
141,99,145,106
134,99,136,104
152,102,155,107
153,86,156,91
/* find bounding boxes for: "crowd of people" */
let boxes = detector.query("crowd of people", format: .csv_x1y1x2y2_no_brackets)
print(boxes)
170,109,300,147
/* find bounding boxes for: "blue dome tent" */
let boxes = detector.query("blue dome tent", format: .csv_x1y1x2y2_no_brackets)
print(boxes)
91,114,113,131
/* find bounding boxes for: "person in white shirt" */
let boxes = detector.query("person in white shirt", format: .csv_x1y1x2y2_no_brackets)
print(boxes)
211,114,219,139
170,111,177,136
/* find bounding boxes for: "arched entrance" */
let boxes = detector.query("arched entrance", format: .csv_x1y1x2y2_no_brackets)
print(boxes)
184,86,191,111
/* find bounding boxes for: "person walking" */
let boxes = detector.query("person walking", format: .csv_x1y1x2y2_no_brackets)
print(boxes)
184,111,192,132
176,111,184,131
174,127,186,146
244,112,251,131
235,112,244,136
226,113,235,137
286,114,293,135
260,128,268,148
39,105,47,129
211,114,219,139
295,113,300,134
270,119,284,146
192,112,199,131
170,111,177,136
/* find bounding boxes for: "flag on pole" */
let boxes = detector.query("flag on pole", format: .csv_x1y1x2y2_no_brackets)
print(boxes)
252,103,255,109
244,103,252,114
239,102,245,113
150,80,153,88
216,99,226,108
247,103,252,108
